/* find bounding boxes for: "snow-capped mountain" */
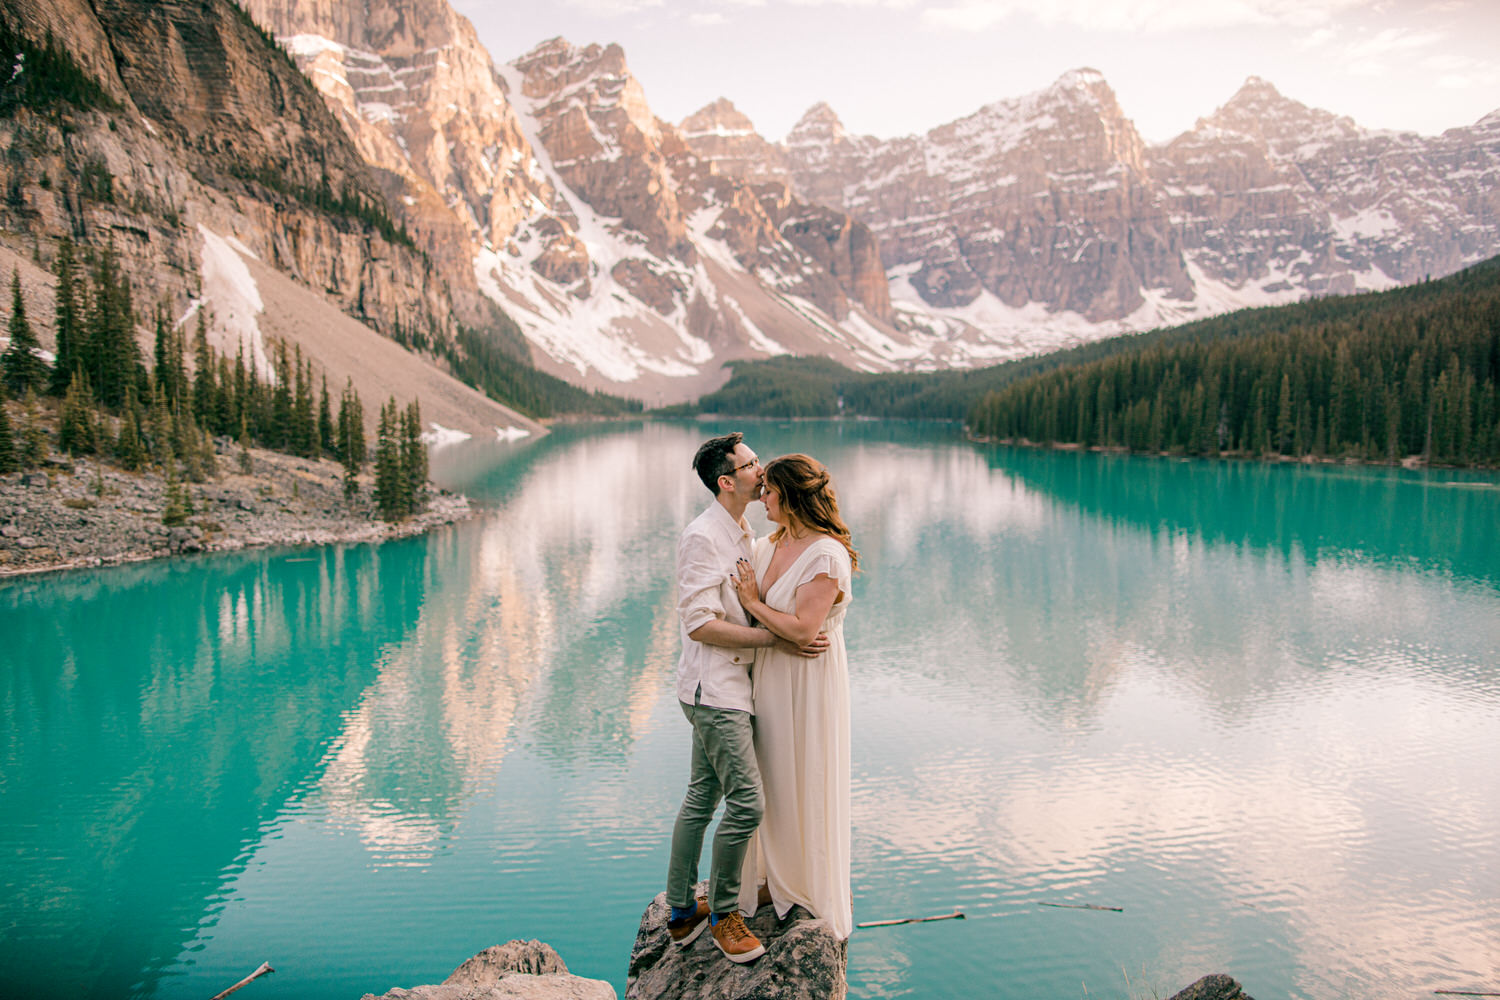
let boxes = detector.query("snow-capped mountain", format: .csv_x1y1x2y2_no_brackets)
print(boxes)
694,71,1500,354
226,2,1500,399
1154,77,1500,299
242,3,921,402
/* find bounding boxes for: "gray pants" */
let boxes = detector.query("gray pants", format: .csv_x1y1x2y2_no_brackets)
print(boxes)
666,699,764,915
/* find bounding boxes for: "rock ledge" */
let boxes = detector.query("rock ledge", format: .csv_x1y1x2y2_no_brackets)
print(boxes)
626,890,847,1000
360,940,614,1000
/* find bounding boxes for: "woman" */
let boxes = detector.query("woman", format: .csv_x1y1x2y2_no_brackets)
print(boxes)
732,454,858,940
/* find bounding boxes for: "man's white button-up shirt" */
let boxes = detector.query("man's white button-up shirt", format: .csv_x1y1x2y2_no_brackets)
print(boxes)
675,500,757,713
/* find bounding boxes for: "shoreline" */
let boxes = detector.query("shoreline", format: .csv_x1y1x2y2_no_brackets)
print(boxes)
0,443,473,580
965,432,1500,472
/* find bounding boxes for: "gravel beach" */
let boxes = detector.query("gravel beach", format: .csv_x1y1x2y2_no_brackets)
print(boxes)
0,442,471,578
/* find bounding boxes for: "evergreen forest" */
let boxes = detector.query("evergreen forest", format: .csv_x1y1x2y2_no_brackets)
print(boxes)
968,256,1500,465
0,239,429,521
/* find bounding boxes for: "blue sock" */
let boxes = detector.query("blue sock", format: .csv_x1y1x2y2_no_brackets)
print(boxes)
670,903,698,923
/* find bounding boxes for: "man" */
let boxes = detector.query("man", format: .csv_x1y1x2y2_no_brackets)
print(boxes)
664,432,819,964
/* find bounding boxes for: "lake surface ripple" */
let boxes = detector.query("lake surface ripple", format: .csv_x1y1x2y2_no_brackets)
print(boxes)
2,420,1497,999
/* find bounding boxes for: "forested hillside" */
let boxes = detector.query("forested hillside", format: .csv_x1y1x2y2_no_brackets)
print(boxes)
968,257,1500,466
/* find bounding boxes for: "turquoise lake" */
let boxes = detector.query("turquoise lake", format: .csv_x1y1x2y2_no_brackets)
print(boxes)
2,419,1498,999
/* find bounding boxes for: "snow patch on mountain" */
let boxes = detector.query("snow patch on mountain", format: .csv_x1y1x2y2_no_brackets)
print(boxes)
198,225,273,381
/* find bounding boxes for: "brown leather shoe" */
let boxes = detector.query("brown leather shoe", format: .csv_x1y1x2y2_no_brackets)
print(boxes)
667,897,709,947
756,883,773,909
710,911,765,964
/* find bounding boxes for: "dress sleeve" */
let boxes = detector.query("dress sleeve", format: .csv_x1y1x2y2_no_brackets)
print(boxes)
796,538,852,604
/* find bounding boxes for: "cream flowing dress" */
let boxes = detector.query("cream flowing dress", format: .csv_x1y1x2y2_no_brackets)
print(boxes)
737,533,854,939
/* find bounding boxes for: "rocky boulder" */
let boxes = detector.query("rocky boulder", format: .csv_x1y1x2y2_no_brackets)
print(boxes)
625,891,846,1000
1166,973,1255,1000
360,940,615,1000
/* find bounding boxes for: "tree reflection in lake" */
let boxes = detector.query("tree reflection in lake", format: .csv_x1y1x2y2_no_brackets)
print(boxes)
3,420,1496,1000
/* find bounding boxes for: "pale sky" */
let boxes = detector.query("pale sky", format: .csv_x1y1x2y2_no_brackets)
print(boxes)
453,0,1500,145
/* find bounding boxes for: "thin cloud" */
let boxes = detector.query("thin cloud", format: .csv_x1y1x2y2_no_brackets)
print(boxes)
1297,26,1338,48
920,0,1370,33
557,0,664,15
1340,26,1445,76
1422,52,1500,90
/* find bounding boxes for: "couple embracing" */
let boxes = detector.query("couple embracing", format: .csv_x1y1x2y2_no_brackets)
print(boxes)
663,432,858,963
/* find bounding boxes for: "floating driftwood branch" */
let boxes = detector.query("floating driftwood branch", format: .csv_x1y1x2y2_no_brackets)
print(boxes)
1037,901,1124,912
856,909,965,929
208,961,274,1000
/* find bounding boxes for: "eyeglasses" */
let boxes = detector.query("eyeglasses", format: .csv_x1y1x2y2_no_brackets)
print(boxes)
728,455,761,475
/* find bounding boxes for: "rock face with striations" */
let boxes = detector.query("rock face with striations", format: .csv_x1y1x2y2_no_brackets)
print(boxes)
685,69,1500,338
1151,77,1500,295
239,9,907,400
749,71,1193,322
678,99,791,187
238,0,549,316
0,0,482,350
625,891,847,1000
360,940,616,1000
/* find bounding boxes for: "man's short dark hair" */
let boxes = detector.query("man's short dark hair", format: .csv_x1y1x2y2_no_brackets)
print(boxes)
692,432,743,494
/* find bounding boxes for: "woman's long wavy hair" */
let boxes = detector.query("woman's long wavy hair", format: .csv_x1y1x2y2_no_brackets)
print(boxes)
764,454,859,572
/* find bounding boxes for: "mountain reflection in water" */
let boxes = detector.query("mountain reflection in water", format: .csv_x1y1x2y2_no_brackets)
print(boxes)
2,420,1495,1000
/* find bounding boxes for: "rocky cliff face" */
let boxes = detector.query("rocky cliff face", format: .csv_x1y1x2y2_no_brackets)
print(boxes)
679,99,791,187
0,0,466,348
238,0,547,322
1153,77,1500,297
232,6,905,401
687,71,1500,356
762,70,1195,324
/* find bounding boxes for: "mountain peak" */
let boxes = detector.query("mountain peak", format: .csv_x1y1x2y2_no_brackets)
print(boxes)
788,102,847,144
1235,75,1280,97
1200,76,1361,151
680,98,759,140
1043,67,1118,106
1054,67,1109,90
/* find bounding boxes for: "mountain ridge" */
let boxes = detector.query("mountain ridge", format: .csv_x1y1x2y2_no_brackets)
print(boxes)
683,65,1498,361
6,0,1495,410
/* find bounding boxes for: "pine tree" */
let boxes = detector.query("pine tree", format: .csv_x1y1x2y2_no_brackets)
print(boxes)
161,462,189,526
291,347,315,458
2,270,49,397
198,418,218,478
147,378,173,464
58,370,99,455
49,238,81,397
1274,372,1295,454
0,401,16,473
19,389,47,466
192,309,216,426
372,397,404,519
401,399,428,514
85,244,140,409
213,354,234,436
318,374,333,457
114,394,147,471
152,307,186,407
173,399,205,481
270,340,292,450
337,378,364,499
